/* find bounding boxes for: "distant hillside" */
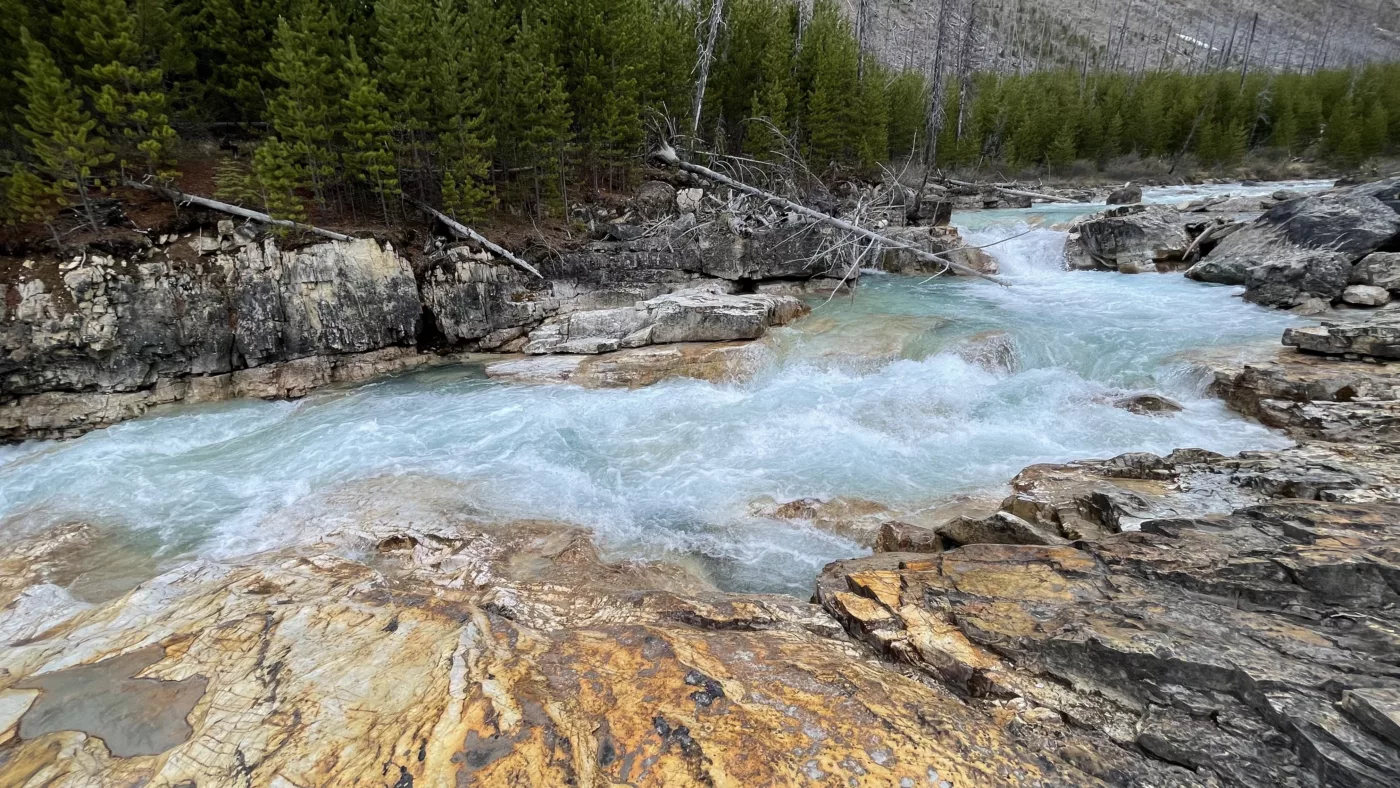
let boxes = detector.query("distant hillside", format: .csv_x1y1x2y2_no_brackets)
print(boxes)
844,0,1400,76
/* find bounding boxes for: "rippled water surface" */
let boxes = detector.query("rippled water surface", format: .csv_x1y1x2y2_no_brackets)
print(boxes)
0,183,1327,595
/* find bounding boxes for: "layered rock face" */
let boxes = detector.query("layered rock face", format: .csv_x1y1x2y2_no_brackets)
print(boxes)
2,216,838,441
1186,178,1400,308
2,236,427,441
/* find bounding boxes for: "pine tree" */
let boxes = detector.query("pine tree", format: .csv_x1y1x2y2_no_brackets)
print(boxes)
373,0,434,184
799,1,862,170
341,38,399,222
17,27,111,230
1360,103,1388,158
252,137,307,221
60,0,178,176
183,0,290,121
1,164,60,231
1048,121,1077,169
426,0,494,217
265,1,343,207
498,12,572,216
1322,100,1363,167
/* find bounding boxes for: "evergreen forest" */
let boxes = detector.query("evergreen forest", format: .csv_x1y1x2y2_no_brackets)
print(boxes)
2,0,1398,230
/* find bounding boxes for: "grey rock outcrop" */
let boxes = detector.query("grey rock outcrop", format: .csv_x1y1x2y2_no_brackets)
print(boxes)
1349,251,1400,291
1105,184,1142,204
1187,178,1400,308
1283,313,1400,359
1064,204,1193,273
523,289,807,355
1342,284,1391,306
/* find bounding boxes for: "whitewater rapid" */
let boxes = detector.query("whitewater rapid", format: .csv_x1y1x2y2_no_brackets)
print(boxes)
0,184,1324,595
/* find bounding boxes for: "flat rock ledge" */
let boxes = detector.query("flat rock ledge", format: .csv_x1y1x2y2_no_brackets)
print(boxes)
522,290,808,355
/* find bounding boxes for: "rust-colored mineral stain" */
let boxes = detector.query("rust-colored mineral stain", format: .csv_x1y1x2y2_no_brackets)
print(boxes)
15,645,207,758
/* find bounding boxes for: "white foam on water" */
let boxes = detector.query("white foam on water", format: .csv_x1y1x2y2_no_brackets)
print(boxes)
0,186,1308,595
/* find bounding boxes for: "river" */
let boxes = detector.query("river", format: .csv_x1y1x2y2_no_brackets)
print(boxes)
0,181,1330,596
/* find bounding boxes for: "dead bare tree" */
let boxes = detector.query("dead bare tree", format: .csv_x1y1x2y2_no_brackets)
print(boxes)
125,180,353,241
651,144,1009,285
690,0,726,140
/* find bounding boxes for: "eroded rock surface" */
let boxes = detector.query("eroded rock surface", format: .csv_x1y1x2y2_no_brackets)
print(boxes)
1063,205,1193,273
522,290,807,355
1187,178,1400,308
0,479,1178,787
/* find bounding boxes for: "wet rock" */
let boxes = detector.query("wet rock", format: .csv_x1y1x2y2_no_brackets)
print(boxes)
1342,284,1391,307
1108,392,1184,415
949,330,1019,373
522,290,807,355
1064,205,1193,273
875,521,946,553
878,226,999,277
0,478,1150,788
1349,252,1400,291
751,496,898,546
938,510,1070,547
1105,184,1142,205
1188,178,1400,306
485,341,764,388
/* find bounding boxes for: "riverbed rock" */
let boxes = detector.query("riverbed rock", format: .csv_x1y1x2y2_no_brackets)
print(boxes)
1105,184,1142,204
877,226,999,277
1107,392,1185,415
1343,284,1392,306
0,477,1189,787
1063,204,1193,272
818,497,1400,788
522,290,807,355
1187,178,1400,306
484,341,765,388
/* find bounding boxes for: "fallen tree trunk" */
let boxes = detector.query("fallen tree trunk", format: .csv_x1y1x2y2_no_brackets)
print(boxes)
944,178,1076,204
651,145,1008,286
124,180,354,241
409,199,544,279
1182,220,1242,262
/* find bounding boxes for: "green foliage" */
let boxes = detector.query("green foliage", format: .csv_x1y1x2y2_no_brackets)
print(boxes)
341,38,400,217
265,0,344,205
16,26,111,229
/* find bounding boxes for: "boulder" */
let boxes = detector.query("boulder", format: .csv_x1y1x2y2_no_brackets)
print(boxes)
632,180,677,219
522,290,807,355
878,226,1000,277
1064,205,1192,272
484,341,764,388
1241,251,1355,308
1350,251,1400,291
1105,184,1142,204
675,187,704,214
1107,393,1184,415
1343,284,1392,307
1187,178,1400,305
949,330,1020,373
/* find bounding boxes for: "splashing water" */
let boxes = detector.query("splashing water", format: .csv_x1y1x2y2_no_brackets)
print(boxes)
0,185,1318,596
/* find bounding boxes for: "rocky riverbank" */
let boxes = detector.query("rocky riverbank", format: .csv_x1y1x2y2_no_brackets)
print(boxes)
3,249,1400,785
5,177,1400,786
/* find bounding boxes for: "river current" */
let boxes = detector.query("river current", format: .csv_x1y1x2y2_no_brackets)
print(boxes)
0,181,1329,596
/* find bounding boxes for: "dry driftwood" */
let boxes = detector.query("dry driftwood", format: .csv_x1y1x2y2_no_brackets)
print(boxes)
410,199,544,279
1183,220,1242,262
125,180,354,241
944,178,1076,204
651,145,1008,286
